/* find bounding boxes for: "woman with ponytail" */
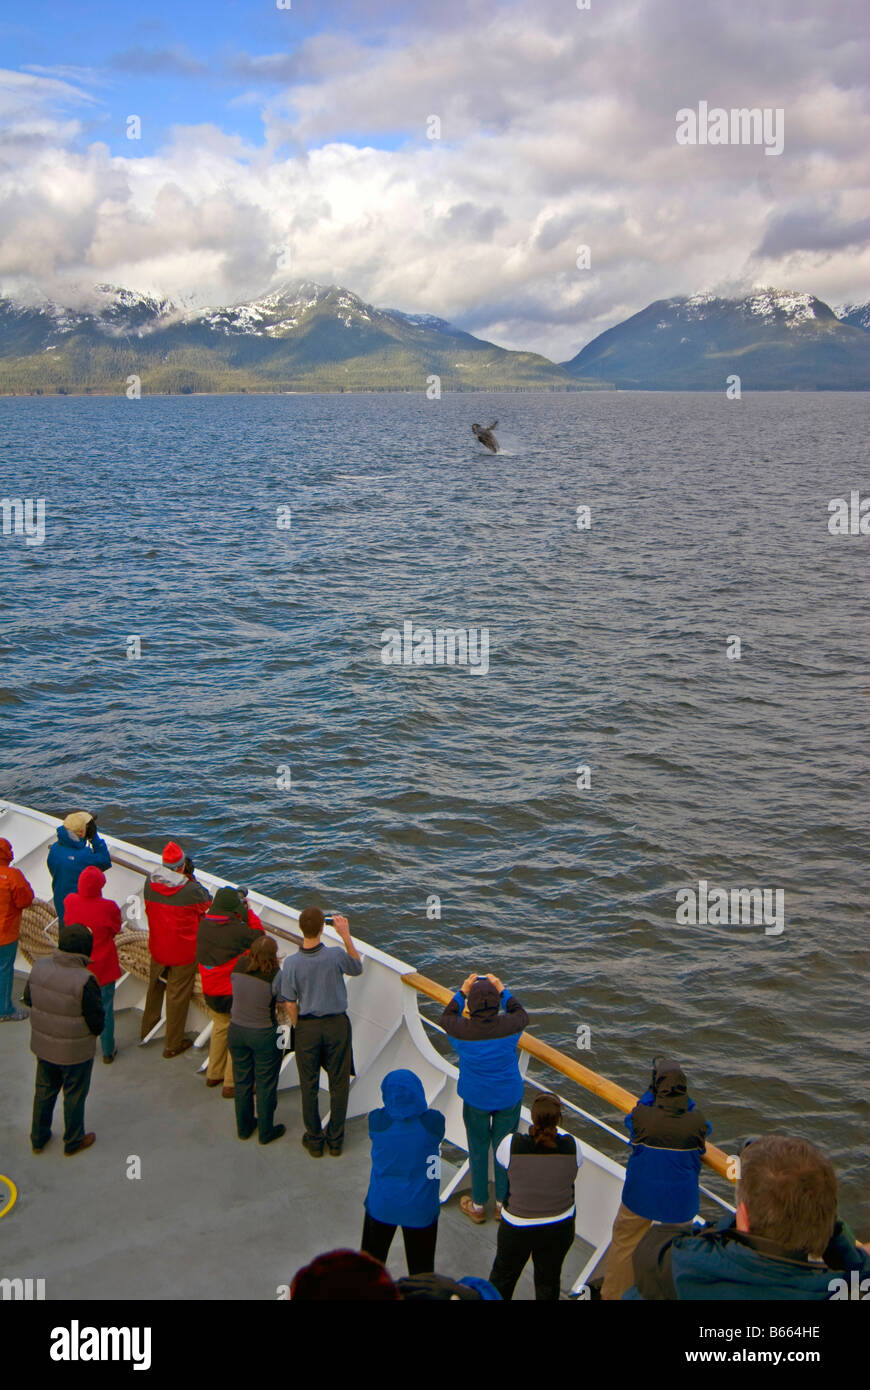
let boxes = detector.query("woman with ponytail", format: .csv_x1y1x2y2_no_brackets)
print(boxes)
488,1092,583,1300
227,933,285,1144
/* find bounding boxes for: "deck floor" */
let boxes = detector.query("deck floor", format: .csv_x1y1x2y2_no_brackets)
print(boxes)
0,973,595,1300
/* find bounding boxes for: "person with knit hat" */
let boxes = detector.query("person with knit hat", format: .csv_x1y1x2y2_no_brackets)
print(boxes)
600,1056,710,1300
63,865,122,1063
439,972,529,1224
46,811,111,927
22,923,105,1155
140,841,211,1058
0,837,34,1021
195,885,263,1097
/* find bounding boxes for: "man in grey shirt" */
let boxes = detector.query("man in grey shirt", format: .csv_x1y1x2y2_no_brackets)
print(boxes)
275,906,362,1157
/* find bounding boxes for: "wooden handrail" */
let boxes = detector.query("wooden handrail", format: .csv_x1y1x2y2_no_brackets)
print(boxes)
402,971,734,1183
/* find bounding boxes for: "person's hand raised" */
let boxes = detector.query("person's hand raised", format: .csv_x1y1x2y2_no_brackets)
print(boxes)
485,973,504,994
460,973,478,997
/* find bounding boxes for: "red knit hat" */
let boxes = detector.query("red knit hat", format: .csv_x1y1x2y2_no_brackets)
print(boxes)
0,838,13,864
290,1249,400,1301
162,841,185,869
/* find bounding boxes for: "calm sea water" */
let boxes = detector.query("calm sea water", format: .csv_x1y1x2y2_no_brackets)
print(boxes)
1,391,868,1225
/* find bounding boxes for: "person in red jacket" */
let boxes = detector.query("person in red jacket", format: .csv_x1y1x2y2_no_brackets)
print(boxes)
0,837,35,1022
63,865,122,1064
195,886,263,1097
141,841,211,1058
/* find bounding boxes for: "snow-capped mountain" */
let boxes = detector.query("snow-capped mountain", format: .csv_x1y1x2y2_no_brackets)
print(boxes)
562,287,870,389
836,302,870,333
0,279,579,393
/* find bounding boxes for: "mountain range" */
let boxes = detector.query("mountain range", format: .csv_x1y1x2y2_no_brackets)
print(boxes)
0,281,868,394
561,289,870,390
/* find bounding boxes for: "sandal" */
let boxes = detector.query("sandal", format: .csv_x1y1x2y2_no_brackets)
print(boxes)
460,1195,487,1224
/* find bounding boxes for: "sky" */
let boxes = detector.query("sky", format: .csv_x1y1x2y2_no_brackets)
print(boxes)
1,0,868,360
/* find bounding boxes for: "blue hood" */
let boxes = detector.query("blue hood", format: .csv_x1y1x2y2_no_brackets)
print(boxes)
56,826,81,848
381,1069,427,1119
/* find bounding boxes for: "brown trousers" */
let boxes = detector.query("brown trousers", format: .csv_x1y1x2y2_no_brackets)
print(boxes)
205,1005,234,1085
140,958,197,1053
600,1202,653,1301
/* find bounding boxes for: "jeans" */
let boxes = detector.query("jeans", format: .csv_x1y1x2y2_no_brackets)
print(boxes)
0,939,18,1015
31,1056,94,1152
489,1214,575,1301
361,1211,439,1276
462,1099,522,1205
294,1013,353,1147
227,1022,282,1141
99,982,116,1056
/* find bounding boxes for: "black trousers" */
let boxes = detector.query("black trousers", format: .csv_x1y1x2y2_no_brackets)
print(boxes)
294,1013,353,1147
227,1022,282,1142
489,1214,575,1301
361,1211,439,1276
31,1056,94,1152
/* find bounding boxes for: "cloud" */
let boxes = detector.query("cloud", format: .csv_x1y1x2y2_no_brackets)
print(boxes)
1,0,869,358
757,207,870,257
109,46,209,77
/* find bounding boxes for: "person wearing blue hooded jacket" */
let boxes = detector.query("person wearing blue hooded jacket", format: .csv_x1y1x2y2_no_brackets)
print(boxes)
601,1056,709,1300
440,972,529,1225
47,812,111,926
625,1135,870,1300
360,1069,446,1275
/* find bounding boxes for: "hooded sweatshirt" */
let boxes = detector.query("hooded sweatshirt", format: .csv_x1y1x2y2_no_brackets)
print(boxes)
621,1058,710,1223
47,825,112,924
144,865,211,967
440,979,529,1111
0,838,35,947
365,1070,446,1229
627,1214,870,1301
63,865,122,987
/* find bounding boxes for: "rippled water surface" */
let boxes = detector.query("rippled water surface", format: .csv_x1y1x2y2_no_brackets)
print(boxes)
1,391,868,1223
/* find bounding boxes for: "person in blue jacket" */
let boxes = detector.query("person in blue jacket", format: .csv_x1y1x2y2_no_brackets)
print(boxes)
625,1134,870,1300
47,812,112,926
601,1056,709,1299
440,972,529,1224
360,1069,446,1276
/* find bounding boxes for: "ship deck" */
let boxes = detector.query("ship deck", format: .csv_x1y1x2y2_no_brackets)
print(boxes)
1,967,599,1300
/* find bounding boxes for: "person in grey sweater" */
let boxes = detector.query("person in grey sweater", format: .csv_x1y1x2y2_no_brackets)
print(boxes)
274,906,362,1158
23,923,105,1155
227,933,285,1145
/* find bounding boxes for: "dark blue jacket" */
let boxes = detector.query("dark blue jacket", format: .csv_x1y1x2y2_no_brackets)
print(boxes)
365,1070,446,1229
621,1063,710,1223
626,1215,870,1300
440,982,528,1111
47,826,111,924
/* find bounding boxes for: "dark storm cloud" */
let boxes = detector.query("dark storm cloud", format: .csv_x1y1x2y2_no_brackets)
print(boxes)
757,210,870,256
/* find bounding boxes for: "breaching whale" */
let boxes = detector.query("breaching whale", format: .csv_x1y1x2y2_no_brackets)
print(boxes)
471,421,499,454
